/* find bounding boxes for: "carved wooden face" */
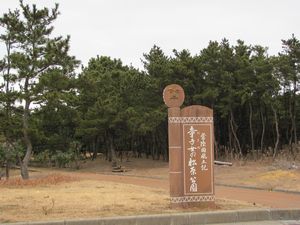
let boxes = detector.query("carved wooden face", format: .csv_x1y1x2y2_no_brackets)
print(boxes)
163,84,185,108
168,88,180,100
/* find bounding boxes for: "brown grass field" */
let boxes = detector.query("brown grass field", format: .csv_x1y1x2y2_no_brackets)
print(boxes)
0,157,299,223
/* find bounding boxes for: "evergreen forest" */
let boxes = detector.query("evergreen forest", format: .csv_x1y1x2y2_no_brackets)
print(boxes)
1,2,300,179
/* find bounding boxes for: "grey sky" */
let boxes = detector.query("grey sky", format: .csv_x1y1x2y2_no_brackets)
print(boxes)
1,0,299,69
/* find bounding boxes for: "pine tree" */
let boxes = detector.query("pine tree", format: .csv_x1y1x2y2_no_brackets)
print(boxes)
0,0,78,179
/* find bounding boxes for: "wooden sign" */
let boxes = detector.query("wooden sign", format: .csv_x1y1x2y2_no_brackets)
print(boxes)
181,106,214,204
163,85,215,207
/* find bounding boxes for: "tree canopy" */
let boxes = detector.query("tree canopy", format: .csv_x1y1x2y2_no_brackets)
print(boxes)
1,1,300,179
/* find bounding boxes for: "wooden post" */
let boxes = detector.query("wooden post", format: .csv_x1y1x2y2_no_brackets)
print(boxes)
163,84,185,207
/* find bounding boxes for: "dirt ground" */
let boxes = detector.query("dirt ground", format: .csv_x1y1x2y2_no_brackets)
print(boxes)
0,157,299,223
80,156,300,192
78,156,300,192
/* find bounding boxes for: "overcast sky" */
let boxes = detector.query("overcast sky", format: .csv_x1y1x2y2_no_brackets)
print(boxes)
1,0,300,70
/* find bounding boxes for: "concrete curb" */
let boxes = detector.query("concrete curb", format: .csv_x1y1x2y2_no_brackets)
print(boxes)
1,208,300,225
216,183,300,195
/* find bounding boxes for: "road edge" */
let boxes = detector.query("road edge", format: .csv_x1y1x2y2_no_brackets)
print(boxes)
1,208,300,225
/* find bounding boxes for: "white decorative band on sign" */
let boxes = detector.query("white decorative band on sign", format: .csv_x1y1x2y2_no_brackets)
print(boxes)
168,117,213,123
170,195,215,203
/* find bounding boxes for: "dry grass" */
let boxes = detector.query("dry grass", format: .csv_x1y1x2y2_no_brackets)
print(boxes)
0,174,257,223
245,169,300,191
0,173,78,187
215,160,300,192
0,179,169,223
3,157,298,223
255,170,297,181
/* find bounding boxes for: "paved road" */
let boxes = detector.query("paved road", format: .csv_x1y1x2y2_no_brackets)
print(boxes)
69,172,300,209
216,185,300,208
209,220,300,225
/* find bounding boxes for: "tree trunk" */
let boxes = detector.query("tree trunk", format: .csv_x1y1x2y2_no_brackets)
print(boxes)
260,105,265,155
230,109,242,156
92,137,99,160
292,79,298,148
214,140,219,160
151,133,155,160
105,141,110,161
108,133,117,167
130,136,134,154
155,133,161,160
288,96,295,156
272,105,280,158
144,137,150,159
5,161,10,180
228,118,233,159
21,98,32,180
291,79,298,159
249,102,254,152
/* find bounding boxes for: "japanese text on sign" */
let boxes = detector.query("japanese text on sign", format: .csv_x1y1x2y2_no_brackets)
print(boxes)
187,126,198,192
200,132,208,171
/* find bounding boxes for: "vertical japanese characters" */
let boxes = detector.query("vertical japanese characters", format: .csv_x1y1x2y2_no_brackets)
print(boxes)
187,126,209,193
188,126,198,192
200,132,208,171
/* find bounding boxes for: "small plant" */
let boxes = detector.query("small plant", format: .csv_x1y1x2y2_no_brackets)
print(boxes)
42,198,55,215
0,141,25,179
51,150,73,168
34,150,52,167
